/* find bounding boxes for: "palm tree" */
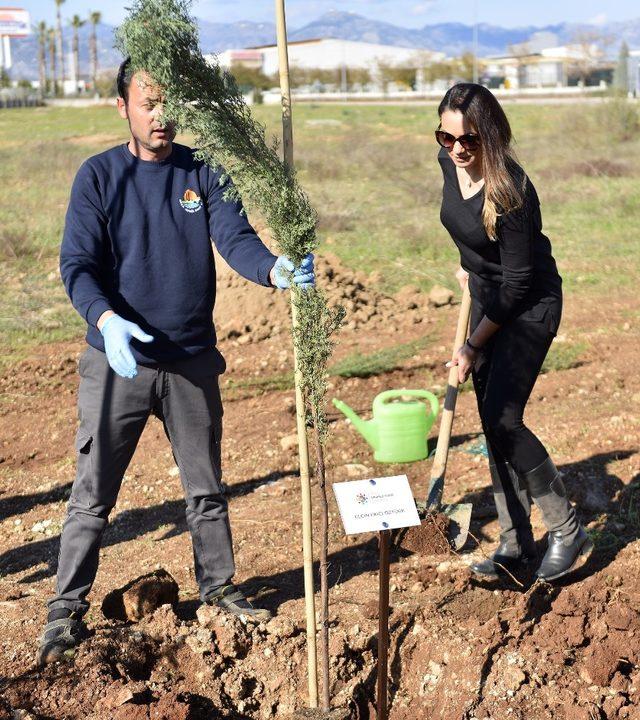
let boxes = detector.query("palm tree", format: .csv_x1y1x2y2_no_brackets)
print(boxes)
55,0,66,93
88,11,101,92
70,14,86,93
48,27,57,95
37,21,48,97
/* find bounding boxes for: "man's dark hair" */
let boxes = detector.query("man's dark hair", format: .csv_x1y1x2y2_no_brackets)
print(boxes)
117,57,134,103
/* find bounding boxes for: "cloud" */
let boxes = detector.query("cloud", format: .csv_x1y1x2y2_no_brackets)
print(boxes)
589,13,607,26
411,2,436,15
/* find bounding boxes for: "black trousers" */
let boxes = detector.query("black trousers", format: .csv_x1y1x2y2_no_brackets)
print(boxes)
470,298,560,476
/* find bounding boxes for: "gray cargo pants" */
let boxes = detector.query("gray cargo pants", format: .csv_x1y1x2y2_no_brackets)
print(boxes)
48,346,234,615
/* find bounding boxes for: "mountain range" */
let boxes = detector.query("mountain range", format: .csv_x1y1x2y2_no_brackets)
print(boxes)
8,10,640,81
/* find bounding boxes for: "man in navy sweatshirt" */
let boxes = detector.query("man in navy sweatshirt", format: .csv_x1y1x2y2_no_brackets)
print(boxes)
38,59,314,665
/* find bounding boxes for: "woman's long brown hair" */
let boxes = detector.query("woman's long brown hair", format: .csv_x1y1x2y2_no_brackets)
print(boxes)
438,83,525,238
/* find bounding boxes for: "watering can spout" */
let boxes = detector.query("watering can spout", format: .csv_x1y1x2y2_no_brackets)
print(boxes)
332,399,379,451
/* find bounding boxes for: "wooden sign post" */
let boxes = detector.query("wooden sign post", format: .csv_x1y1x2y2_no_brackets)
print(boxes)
377,529,392,720
333,475,421,719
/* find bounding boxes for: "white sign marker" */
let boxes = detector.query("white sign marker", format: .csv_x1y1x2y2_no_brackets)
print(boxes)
332,475,421,535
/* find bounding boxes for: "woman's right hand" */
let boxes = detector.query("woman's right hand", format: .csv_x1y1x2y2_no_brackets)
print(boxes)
455,266,469,290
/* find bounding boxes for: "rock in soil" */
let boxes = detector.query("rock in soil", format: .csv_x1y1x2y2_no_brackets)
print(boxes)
398,512,452,555
102,681,151,709
428,285,454,307
196,603,251,658
101,569,179,621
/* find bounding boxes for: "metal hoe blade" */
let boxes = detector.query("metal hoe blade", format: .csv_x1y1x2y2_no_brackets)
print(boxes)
441,502,472,550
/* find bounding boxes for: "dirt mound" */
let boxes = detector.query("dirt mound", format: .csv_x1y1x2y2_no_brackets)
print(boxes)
214,251,434,344
398,512,452,556
393,560,640,720
8,561,639,720
2,602,378,719
0,353,78,395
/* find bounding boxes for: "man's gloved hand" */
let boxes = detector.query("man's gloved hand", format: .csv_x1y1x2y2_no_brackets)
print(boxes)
99,314,154,379
270,253,315,290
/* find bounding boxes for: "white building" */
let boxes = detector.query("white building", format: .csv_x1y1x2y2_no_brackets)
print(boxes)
486,43,603,89
217,49,263,70
208,38,444,77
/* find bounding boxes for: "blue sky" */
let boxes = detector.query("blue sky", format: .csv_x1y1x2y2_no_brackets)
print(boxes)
17,0,640,30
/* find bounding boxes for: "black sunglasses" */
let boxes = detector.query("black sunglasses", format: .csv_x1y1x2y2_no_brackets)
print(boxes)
435,129,480,152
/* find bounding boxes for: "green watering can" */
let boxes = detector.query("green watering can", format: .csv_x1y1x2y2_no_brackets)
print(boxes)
332,389,439,464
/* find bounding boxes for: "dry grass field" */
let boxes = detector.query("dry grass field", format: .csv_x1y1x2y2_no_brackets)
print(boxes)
0,98,639,719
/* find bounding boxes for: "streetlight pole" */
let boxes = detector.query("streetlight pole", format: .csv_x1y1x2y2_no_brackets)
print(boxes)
473,0,479,84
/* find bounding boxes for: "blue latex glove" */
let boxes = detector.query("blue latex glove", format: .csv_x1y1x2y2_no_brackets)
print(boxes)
271,253,315,290
99,314,154,379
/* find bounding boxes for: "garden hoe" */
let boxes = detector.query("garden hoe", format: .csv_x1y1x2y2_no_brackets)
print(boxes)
421,284,473,550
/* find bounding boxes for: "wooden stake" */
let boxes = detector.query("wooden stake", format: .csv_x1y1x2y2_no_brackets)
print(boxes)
274,0,319,709
377,530,391,720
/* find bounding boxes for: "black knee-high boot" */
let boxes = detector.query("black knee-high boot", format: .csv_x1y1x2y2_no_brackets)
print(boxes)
522,457,593,581
471,462,537,578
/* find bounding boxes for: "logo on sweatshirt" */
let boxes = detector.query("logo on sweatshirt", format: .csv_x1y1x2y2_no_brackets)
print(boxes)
179,189,202,213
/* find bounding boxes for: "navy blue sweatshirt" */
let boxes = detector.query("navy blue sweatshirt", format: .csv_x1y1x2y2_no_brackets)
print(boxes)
438,146,562,326
60,142,278,365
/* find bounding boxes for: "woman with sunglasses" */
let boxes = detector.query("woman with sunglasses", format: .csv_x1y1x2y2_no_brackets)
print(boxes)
435,83,592,582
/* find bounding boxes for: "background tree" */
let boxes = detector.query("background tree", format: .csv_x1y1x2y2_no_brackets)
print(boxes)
70,15,86,92
48,26,57,95
54,0,65,88
421,58,457,85
507,41,532,89
569,30,614,86
89,11,102,92
456,51,477,81
614,41,630,94
376,61,417,91
227,63,273,92
344,66,371,90
93,70,118,97
37,21,48,97
289,66,339,90
416,53,482,84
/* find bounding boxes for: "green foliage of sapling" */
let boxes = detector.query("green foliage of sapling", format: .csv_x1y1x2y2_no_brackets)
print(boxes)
116,0,316,266
292,286,345,439
116,0,343,439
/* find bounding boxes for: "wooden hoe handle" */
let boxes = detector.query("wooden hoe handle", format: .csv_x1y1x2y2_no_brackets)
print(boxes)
427,284,472,511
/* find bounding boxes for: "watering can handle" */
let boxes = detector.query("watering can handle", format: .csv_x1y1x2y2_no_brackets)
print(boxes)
374,389,439,421
426,285,472,512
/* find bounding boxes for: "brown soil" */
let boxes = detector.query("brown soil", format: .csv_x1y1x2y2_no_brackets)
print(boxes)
0,273,639,719
289,710,350,719
398,513,452,556
214,248,448,343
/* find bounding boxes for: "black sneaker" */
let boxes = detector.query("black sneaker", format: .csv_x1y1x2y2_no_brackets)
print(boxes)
37,609,87,666
205,584,272,622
